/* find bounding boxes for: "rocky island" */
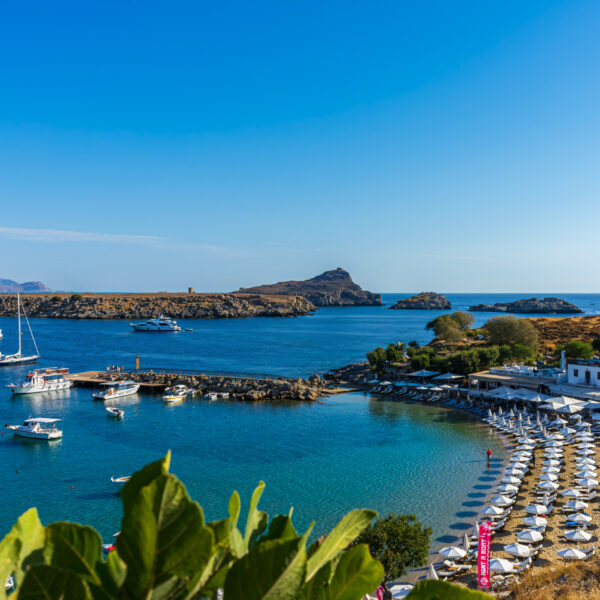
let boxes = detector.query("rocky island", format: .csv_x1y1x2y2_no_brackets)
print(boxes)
469,297,582,314
0,292,315,319
236,268,381,306
0,278,53,293
390,292,451,310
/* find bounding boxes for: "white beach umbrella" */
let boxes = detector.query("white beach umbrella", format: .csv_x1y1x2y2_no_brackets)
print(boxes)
539,473,558,482
578,457,596,466
564,500,588,511
557,548,587,560
544,452,563,459
576,478,599,488
505,468,524,477
508,462,528,470
575,470,597,479
516,445,535,451
512,452,531,460
481,505,504,516
517,529,543,544
542,467,561,475
562,489,583,498
526,504,550,515
504,543,531,558
523,516,547,528
538,481,559,491
577,449,596,456
427,564,438,580
489,558,516,573
474,521,480,537
491,495,514,507
577,443,596,450
543,459,561,467
565,529,592,542
439,546,467,560
545,441,563,448
502,476,522,485
463,533,471,551
566,513,592,524
498,484,519,494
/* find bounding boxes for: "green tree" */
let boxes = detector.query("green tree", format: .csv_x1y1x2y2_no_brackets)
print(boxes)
70,293,83,301
367,347,387,374
476,346,500,369
562,340,594,359
448,350,481,375
386,343,405,363
498,344,512,363
511,343,536,362
0,453,384,600
352,514,431,582
592,337,600,354
451,311,475,332
411,353,431,370
426,312,474,343
482,316,539,350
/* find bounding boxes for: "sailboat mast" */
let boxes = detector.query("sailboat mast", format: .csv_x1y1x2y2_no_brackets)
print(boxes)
17,293,22,356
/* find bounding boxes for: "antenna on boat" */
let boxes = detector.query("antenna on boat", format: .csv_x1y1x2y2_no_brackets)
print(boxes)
20,299,40,358
17,293,22,357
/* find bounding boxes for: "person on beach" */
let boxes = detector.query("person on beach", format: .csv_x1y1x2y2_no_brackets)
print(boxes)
487,448,491,464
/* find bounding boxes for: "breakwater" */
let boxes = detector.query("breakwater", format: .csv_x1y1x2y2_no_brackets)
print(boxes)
0,292,315,319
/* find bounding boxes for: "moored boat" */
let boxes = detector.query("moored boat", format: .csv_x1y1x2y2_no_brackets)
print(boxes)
0,293,40,366
92,381,140,400
111,476,131,486
162,384,188,403
129,316,181,332
7,367,72,394
106,406,124,418
5,417,62,440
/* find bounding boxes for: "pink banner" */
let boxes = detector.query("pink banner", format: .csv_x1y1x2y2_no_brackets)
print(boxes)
478,521,492,588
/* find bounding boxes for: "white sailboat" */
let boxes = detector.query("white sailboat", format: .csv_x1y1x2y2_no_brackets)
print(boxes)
0,294,40,366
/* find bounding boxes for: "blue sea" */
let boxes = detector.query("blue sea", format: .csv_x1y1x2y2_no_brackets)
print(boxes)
0,293,597,544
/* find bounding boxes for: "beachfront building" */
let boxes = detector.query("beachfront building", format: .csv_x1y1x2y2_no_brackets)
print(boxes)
468,365,556,395
567,359,600,388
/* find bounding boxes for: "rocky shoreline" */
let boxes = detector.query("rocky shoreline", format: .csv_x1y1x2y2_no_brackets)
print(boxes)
106,370,336,402
0,292,315,319
469,297,582,314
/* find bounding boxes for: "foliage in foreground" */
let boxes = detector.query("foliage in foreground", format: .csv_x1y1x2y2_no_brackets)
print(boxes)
352,513,431,582
407,580,493,599
0,452,385,599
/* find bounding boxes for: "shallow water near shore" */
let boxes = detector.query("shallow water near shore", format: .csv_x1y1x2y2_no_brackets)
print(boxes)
2,291,593,543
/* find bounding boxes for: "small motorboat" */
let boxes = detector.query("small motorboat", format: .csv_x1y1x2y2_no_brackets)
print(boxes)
111,476,131,487
92,380,140,400
5,575,14,592
206,392,219,402
163,384,187,403
106,406,124,419
5,418,63,440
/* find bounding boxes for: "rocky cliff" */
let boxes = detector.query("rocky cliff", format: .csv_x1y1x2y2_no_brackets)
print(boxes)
469,297,582,314
236,268,381,306
390,292,451,310
0,292,315,319
0,278,53,293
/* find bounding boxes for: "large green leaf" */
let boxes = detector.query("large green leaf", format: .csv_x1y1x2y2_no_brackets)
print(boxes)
306,510,377,581
121,452,171,509
224,536,307,600
261,514,298,543
244,481,268,552
0,508,45,591
324,544,384,600
299,561,332,600
228,491,241,531
118,473,214,599
18,564,93,599
95,549,126,599
407,580,494,599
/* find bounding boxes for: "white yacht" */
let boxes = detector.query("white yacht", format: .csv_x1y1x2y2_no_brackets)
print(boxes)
129,316,181,332
0,294,40,366
92,380,140,400
111,475,131,486
5,417,62,440
7,367,72,394
162,384,188,403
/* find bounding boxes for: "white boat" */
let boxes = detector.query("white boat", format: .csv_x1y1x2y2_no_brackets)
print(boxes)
207,392,219,402
111,476,131,486
92,380,140,400
163,384,187,403
5,417,62,440
5,575,14,592
0,293,40,366
129,316,181,332
7,367,72,394
106,406,124,418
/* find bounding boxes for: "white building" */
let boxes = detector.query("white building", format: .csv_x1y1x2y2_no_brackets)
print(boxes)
568,360,600,388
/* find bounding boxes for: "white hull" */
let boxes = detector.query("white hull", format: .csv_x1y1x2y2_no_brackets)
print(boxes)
8,380,71,394
130,324,181,331
0,354,40,366
13,429,62,440
93,384,140,400
163,395,184,403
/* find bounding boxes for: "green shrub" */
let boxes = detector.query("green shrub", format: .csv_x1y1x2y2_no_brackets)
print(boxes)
353,513,431,582
482,316,539,350
562,340,594,359
592,337,600,354
70,293,83,302
0,453,384,600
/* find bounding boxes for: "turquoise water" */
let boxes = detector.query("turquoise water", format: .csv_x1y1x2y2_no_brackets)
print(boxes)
2,291,596,543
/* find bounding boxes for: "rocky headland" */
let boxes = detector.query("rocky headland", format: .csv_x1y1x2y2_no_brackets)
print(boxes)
0,278,52,293
469,297,582,314
0,292,315,319
390,292,451,310
105,370,333,402
236,268,381,306
528,315,600,352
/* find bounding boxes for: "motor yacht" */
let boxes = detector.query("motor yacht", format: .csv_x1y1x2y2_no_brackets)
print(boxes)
7,367,72,394
5,418,62,440
129,316,181,332
92,380,140,400
162,384,188,403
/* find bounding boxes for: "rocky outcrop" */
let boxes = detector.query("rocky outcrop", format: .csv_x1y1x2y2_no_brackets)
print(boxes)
469,297,582,314
0,278,52,293
106,371,329,402
236,268,381,306
390,292,451,310
0,292,315,319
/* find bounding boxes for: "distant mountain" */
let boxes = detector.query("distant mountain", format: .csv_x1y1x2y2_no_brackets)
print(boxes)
236,268,382,306
0,278,53,293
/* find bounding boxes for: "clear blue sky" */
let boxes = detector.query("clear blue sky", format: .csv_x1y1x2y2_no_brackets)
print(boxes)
1,1,599,293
